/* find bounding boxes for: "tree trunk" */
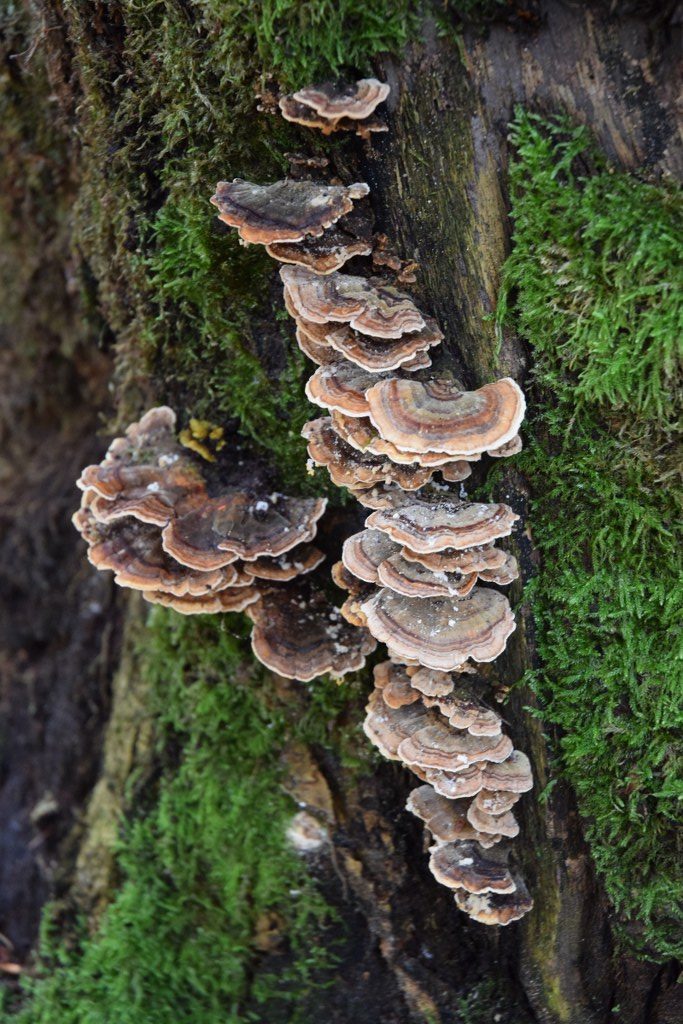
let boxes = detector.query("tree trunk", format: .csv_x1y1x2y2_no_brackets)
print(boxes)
0,2,679,1022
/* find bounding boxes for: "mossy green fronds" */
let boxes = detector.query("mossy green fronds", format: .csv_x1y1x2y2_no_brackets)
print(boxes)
15,612,338,1023
499,109,683,959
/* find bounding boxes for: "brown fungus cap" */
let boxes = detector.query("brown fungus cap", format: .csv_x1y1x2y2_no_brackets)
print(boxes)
401,543,507,574
397,721,513,772
305,362,379,417
467,803,519,839
143,586,261,615
477,751,533,794
454,880,533,926
487,434,523,458
362,687,434,761
291,79,390,122
331,560,371,596
74,508,243,596
360,588,516,670
424,764,488,800
365,377,526,456
473,789,521,815
408,668,455,698
340,595,369,628
241,543,325,581
429,841,516,895
81,463,204,527
422,689,502,737
302,417,434,490
376,552,478,599
341,528,398,584
267,224,372,275
210,179,369,245
479,551,520,586
249,586,376,681
330,413,467,470
99,406,179,464
162,492,326,570
281,267,427,338
326,319,442,371
77,406,206,526
405,786,501,848
295,322,338,366
347,483,415,510
366,499,519,553
373,661,421,709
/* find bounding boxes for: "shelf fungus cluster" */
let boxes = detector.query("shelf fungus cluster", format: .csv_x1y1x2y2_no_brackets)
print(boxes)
279,78,390,138
334,491,534,926
210,77,533,924
73,407,375,681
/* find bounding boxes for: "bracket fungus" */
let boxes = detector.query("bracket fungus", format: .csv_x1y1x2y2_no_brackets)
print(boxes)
360,590,516,670
207,99,534,925
365,377,526,456
366,499,520,553
72,407,369,682
247,586,376,682
279,78,390,138
211,179,370,245
281,267,428,338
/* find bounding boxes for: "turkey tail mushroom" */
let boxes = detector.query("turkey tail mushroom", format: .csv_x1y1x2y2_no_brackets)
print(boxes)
205,94,535,926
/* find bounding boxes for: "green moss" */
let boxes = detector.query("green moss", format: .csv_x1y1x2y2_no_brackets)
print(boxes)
498,110,682,959
14,612,349,1023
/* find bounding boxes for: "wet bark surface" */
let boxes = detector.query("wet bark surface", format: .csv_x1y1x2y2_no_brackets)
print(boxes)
0,0,680,1020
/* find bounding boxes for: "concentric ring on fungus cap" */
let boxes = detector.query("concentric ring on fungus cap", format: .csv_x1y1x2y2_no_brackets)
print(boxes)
210,179,369,245
280,266,427,338
364,377,526,456
366,499,519,553
360,588,516,670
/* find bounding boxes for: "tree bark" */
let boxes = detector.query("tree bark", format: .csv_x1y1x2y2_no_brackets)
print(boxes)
0,2,680,1022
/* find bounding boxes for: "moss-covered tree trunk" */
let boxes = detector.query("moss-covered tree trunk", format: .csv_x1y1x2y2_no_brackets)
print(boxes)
0,2,680,1022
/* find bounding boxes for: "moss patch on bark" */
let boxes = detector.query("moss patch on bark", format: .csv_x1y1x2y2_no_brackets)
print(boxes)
498,110,682,960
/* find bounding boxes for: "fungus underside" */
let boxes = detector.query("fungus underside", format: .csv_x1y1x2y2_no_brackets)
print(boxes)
497,110,682,959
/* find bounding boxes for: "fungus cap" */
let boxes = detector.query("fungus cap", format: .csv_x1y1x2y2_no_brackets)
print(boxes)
429,840,516,895
401,543,507,574
341,528,398,583
162,492,326,570
373,661,421,709
366,499,519,553
467,802,519,838
292,79,390,121
487,434,523,458
303,417,434,490
305,362,379,417
365,377,526,456
210,179,369,245
422,690,502,737
479,551,520,586
241,544,325,581
405,785,501,848
454,881,533,925
75,510,243,596
376,552,478,599
326,319,442,371
362,687,434,761
281,267,427,338
249,587,376,681
267,224,371,275
397,721,513,772
360,588,516,669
